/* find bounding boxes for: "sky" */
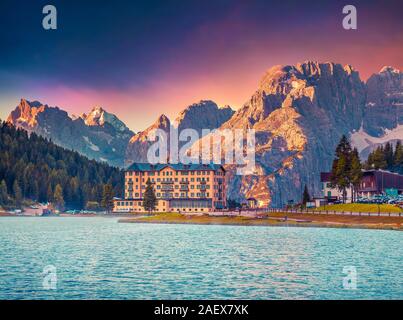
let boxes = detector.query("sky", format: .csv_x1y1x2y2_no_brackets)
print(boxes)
0,0,402,131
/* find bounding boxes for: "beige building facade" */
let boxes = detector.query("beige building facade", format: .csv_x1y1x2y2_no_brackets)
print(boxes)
114,163,226,213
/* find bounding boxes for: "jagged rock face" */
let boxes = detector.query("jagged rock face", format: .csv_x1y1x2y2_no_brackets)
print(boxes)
351,66,403,157
124,101,234,166
125,114,171,166
364,66,403,136
8,62,401,208
175,100,234,134
197,61,367,207
80,106,129,132
7,99,133,167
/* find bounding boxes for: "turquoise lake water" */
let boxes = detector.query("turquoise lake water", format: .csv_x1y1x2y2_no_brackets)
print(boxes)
0,217,401,300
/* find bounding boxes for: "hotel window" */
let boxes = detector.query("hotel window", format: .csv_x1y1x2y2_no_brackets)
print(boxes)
135,193,139,197
157,193,160,197
191,193,194,197
175,193,178,197
191,185,194,189
175,178,178,182
138,202,141,206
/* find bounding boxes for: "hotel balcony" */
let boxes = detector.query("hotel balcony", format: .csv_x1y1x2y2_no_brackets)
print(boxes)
161,187,174,191
180,186,189,191
161,180,174,184
180,180,189,184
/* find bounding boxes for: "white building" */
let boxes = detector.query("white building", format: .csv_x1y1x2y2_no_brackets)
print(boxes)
320,172,353,203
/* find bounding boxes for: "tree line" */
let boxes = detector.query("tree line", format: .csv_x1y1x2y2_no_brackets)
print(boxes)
330,135,403,203
365,141,403,174
0,121,123,211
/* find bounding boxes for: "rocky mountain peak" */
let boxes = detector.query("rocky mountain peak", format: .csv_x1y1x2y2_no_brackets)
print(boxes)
154,114,170,128
80,106,130,133
366,65,402,108
7,99,50,128
175,100,234,132
125,101,234,166
379,66,401,74
128,114,170,145
7,99,133,167
224,61,365,130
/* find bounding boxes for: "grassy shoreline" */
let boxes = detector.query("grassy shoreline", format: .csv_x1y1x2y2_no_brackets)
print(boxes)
315,203,403,213
119,212,403,231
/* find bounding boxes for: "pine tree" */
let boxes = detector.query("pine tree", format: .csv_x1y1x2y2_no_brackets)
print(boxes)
370,146,387,169
143,178,157,213
47,185,53,203
302,185,310,206
0,180,9,205
384,142,394,168
13,180,22,208
350,148,363,202
330,135,353,203
53,184,64,211
101,184,114,213
31,180,39,201
394,141,403,172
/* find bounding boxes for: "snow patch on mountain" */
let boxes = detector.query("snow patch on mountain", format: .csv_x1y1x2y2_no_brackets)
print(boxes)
80,106,129,132
351,124,403,153
83,136,100,152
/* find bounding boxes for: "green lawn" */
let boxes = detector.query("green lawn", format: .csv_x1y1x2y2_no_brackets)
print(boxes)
315,203,403,213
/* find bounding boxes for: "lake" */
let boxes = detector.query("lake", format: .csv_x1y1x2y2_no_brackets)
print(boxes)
0,217,401,299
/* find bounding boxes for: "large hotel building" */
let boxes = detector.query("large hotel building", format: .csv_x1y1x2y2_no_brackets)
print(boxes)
113,163,227,213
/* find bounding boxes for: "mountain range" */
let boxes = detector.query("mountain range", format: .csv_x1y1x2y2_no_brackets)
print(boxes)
6,61,403,206
7,100,134,167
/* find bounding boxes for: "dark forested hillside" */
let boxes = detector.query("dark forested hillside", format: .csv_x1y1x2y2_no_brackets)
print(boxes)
365,141,403,174
0,121,124,210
